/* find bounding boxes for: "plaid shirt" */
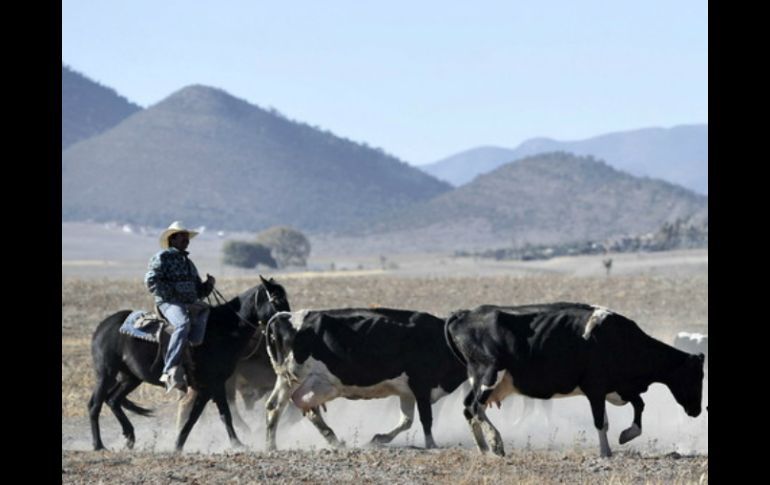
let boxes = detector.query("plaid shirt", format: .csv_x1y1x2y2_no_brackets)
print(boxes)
144,247,211,304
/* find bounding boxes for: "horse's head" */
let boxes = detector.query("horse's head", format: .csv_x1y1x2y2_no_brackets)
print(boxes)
255,274,291,326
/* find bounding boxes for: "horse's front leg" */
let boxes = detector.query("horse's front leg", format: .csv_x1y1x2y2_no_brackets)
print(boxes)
212,385,244,449
175,389,210,451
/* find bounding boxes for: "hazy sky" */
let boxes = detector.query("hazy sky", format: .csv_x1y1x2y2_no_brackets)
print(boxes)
62,1,707,166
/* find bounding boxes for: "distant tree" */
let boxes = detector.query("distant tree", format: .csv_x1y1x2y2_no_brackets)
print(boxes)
222,240,277,269
255,226,311,268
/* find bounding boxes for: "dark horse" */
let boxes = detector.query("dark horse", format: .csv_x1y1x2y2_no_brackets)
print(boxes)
88,275,290,451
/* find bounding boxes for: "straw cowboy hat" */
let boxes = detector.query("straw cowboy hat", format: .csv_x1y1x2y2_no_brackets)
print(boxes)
159,221,199,249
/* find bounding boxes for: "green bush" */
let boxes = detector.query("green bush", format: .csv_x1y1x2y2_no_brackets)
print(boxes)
255,226,311,268
222,240,277,269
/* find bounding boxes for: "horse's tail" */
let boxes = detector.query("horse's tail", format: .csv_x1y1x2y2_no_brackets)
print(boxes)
122,398,154,416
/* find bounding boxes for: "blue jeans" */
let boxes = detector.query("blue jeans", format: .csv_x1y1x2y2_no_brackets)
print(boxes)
159,302,208,375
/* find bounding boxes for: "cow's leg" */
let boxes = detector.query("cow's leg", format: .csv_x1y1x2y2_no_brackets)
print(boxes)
105,377,142,449
475,367,505,456
225,375,251,433
462,378,489,453
265,381,291,451
587,394,612,457
371,394,415,445
465,371,506,456
476,406,505,457
305,407,344,448
414,391,437,449
175,389,211,451
212,385,245,449
88,374,116,451
619,395,644,444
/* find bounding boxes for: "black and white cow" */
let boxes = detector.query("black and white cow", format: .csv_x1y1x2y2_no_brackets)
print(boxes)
264,308,468,451
673,332,708,371
444,302,705,457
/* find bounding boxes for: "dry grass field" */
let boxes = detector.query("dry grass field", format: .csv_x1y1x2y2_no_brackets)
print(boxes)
62,254,708,484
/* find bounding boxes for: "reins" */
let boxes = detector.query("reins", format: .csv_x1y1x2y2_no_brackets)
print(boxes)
209,286,265,360
210,287,263,332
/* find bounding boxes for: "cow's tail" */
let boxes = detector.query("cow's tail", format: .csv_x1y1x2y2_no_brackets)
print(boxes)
444,310,468,366
122,398,154,416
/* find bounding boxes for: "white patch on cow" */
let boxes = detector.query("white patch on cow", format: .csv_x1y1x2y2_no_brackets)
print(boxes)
605,392,627,406
583,305,613,340
430,386,448,403
289,357,414,411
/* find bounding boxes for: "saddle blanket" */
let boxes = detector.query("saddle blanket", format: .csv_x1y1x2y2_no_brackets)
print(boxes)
118,311,164,343
118,308,209,345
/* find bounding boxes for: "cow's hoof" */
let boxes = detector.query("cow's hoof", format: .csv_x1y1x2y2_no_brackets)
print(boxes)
370,434,392,445
333,440,346,449
619,424,641,445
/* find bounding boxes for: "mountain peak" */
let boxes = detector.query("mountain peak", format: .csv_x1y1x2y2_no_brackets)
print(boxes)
154,84,254,118
61,64,142,150
422,124,708,193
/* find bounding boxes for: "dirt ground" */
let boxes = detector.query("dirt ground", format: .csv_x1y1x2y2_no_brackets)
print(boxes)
62,247,708,484
62,448,708,484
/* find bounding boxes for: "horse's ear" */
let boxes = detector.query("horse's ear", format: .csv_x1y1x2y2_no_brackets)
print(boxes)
259,274,269,286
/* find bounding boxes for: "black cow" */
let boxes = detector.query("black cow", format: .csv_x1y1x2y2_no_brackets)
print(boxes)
264,308,468,451
444,303,705,457
88,276,289,451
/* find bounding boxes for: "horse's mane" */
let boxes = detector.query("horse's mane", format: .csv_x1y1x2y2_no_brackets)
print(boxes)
209,280,287,323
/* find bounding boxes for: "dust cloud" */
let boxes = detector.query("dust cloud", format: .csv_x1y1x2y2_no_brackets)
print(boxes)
64,375,707,456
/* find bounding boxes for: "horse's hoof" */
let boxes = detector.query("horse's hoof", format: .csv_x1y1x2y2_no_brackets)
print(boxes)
125,438,135,450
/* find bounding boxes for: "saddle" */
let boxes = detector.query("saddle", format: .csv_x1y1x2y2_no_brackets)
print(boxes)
118,303,210,387
118,306,174,343
119,303,210,344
